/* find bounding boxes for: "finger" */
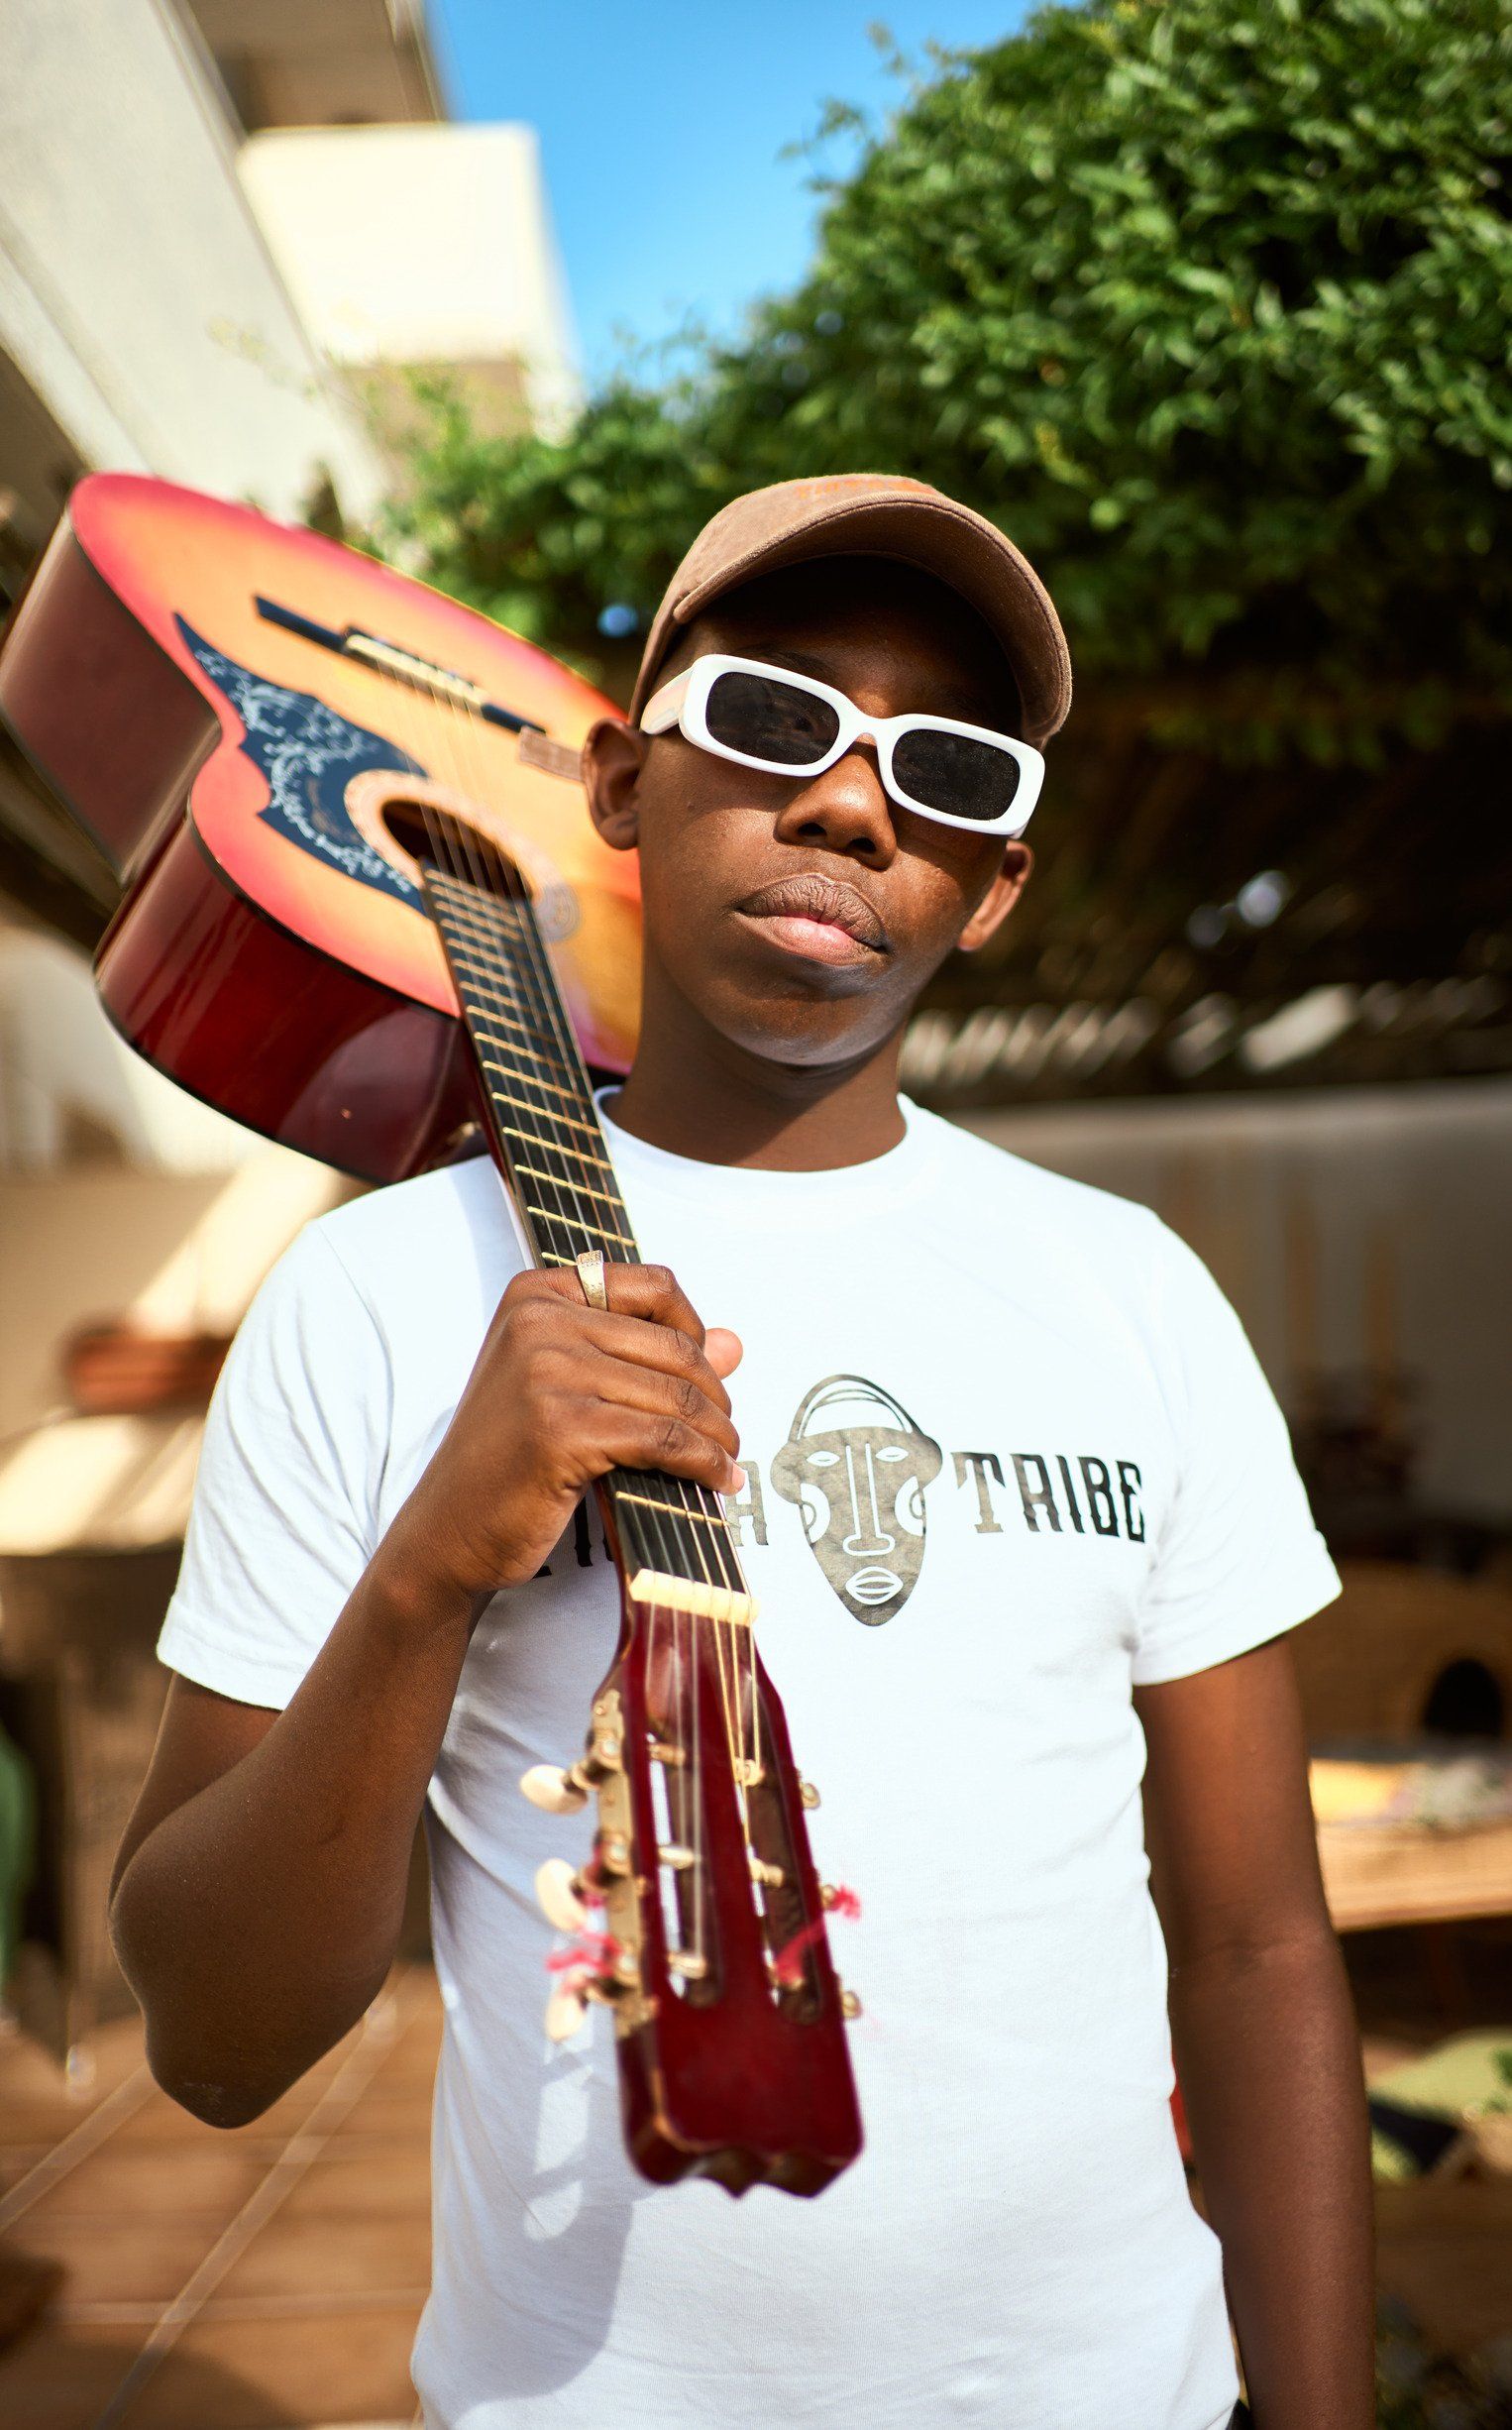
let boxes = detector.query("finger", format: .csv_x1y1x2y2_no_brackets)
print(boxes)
598,1262,707,1343
704,1327,742,1380
583,1400,744,1496
505,1262,708,1347
574,1346,740,1462
541,1305,734,1414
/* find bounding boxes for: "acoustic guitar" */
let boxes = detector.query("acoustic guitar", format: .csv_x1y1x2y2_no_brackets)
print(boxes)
0,472,863,2196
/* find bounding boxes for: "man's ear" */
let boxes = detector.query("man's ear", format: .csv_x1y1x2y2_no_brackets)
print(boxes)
582,718,647,852
957,841,1033,954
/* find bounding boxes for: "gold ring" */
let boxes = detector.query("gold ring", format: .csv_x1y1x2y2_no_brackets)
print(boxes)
575,1249,609,1311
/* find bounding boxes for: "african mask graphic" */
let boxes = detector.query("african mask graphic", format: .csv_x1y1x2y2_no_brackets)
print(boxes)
771,1375,942,1624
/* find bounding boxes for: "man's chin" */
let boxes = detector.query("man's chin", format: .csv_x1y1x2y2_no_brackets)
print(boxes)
709,989,907,1074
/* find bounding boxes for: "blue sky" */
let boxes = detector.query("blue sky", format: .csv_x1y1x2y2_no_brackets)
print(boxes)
430,2,1031,383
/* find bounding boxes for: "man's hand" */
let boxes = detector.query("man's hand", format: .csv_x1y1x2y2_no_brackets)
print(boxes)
378,1263,745,1603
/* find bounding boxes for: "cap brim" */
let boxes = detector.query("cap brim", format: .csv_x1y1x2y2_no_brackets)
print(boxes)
629,492,1072,745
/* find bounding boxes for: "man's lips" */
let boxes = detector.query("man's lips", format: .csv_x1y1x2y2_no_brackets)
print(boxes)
734,874,890,964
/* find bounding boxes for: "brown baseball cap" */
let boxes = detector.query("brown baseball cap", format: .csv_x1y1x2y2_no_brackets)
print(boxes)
627,472,1072,745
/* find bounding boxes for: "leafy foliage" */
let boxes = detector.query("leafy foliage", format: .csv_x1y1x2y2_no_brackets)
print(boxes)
378,0,1512,758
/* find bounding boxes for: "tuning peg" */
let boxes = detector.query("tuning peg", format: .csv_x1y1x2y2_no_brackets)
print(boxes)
799,1778,820,1810
544,1983,589,2043
535,1857,588,1933
839,1986,862,2021
520,1763,589,1814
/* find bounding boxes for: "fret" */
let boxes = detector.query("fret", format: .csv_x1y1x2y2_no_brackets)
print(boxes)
493,1102,603,1139
467,1034,572,1081
427,882,518,925
497,1124,613,1162
615,1491,728,1527
454,996,558,1047
522,1207,629,1247
438,914,544,969
512,1162,626,1208
445,917,532,960
476,1058,585,1106
469,1033,575,1083
448,948,544,1002
453,960,538,996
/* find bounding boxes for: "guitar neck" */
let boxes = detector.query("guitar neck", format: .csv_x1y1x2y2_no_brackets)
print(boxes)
424,863,754,1624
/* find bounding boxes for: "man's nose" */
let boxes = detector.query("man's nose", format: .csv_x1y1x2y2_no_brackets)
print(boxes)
771,742,897,864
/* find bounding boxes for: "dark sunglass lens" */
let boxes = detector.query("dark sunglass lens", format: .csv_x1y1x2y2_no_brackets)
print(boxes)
892,726,1022,823
705,671,841,766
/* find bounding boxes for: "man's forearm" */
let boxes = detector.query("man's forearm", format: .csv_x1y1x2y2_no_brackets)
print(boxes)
1170,1927,1374,2430
111,1545,476,2124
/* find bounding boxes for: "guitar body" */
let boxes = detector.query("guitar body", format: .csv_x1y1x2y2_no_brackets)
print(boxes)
0,473,640,1179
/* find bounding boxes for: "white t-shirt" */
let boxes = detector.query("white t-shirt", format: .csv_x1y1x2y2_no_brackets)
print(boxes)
160,1098,1338,2430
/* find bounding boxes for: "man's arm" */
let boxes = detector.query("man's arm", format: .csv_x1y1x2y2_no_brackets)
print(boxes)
1135,1633,1374,2430
110,1262,743,2126
109,1562,479,2126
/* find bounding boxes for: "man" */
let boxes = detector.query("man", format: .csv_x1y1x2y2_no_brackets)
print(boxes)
111,475,1373,2429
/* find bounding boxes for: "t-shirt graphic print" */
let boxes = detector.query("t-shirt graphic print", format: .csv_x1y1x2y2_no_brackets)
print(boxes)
159,1098,1339,2430
770,1373,940,1620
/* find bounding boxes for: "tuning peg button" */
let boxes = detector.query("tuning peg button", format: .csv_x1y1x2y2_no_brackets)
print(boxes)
535,1857,589,1933
520,1763,589,1815
839,1986,862,2021
799,1779,820,1810
544,1984,589,2043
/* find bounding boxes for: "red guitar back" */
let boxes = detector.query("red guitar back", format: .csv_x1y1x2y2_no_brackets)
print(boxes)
0,472,640,1178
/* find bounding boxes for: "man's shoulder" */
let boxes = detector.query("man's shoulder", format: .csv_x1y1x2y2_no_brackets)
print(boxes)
300,1153,521,1318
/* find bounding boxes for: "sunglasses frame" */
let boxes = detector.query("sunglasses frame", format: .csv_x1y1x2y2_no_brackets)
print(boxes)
639,651,1044,837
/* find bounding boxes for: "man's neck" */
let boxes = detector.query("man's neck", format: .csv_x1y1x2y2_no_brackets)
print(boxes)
605,972,908,1172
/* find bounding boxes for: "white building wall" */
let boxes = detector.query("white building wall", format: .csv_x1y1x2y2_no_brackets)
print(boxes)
962,1082,1512,1528
0,0,385,518
239,121,583,434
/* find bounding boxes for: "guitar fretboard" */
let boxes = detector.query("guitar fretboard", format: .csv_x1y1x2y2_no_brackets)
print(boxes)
424,863,754,1623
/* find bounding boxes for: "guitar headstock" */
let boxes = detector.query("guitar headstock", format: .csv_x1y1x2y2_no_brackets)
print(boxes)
522,1587,864,2196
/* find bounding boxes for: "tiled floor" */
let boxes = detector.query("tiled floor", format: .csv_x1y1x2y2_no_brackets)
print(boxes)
1,1943,1510,2426
0,1966,436,2430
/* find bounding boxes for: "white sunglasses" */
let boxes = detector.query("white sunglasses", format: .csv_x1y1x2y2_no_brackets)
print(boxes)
639,651,1043,837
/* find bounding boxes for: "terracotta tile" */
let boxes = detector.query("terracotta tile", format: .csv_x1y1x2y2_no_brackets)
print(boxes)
0,2322,153,2430
276,2142,432,2226
328,2089,434,2145
0,2095,130,2151
0,2015,147,2108
0,2067,155,2154
25,2139,273,2225
0,2143,54,2185
215,2206,431,2303
120,2304,422,2428
11,2211,217,2305
364,2027,441,2096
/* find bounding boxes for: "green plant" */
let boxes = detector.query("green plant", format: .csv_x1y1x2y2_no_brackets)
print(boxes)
378,0,1512,759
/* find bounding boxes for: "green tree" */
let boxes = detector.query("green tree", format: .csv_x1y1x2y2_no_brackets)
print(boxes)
380,0,1512,759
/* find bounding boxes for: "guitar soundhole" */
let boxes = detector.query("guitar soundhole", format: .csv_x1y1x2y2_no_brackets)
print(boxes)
381,800,525,895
